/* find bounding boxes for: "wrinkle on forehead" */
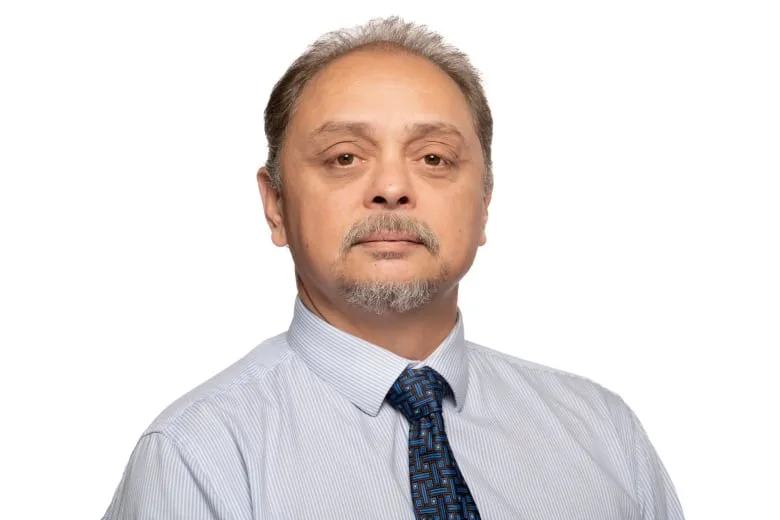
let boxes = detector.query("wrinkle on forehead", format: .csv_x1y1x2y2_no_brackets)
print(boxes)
306,120,467,146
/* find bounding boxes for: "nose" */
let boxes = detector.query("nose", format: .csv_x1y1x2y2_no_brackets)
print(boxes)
365,158,415,210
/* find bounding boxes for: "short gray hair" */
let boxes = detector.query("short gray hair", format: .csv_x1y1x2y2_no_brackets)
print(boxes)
262,16,494,194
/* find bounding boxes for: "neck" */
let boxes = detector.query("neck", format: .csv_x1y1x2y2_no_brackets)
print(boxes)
296,274,459,361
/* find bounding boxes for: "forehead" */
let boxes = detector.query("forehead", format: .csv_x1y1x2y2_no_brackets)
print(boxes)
287,49,478,142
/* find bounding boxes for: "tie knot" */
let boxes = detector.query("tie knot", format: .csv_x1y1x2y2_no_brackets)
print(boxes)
386,366,449,422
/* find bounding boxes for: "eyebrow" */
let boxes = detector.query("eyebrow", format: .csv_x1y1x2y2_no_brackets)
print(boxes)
306,120,466,146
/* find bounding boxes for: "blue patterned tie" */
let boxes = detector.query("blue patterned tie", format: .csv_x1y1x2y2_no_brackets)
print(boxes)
386,366,481,520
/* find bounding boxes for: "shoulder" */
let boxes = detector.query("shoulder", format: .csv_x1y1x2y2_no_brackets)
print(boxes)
143,332,294,440
464,342,684,515
104,334,295,519
465,341,642,472
465,340,633,422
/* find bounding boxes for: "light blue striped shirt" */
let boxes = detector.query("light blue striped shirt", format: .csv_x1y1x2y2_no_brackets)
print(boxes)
103,297,684,519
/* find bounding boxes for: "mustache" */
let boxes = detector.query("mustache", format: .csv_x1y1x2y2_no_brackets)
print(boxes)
341,214,440,254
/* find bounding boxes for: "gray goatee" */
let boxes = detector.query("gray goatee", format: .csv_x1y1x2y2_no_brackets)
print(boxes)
336,213,446,315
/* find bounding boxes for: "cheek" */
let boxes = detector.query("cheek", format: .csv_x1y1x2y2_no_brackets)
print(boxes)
433,212,483,261
432,191,484,240
294,194,352,252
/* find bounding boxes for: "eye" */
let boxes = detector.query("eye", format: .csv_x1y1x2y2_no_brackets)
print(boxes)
423,154,443,166
334,153,355,166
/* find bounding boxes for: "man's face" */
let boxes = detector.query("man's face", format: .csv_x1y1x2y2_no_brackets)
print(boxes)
259,48,490,314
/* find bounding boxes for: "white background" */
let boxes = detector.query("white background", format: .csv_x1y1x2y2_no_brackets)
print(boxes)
1,1,778,518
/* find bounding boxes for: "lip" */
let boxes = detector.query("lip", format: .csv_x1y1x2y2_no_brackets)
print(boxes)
357,240,421,248
355,238,423,252
357,232,422,244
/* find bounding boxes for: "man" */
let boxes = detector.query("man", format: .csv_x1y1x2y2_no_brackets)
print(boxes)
103,16,684,520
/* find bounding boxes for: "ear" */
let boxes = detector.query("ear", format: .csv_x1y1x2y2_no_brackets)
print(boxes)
257,167,288,247
478,190,491,246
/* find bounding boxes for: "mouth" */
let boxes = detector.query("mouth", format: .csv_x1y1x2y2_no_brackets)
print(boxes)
354,233,425,253
358,232,422,244
356,232,423,246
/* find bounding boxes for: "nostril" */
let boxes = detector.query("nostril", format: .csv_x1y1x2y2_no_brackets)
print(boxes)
371,195,409,205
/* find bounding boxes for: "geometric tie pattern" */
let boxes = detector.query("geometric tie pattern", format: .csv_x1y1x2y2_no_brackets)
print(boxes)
386,366,482,520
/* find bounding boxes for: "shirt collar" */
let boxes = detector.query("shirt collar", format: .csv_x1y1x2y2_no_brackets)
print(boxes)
286,297,469,417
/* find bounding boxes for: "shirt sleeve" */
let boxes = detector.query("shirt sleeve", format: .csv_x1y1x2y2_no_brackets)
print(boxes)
630,408,686,520
102,431,231,520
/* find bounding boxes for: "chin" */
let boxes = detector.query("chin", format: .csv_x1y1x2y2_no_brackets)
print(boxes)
337,277,443,315
351,267,436,285
333,256,452,287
